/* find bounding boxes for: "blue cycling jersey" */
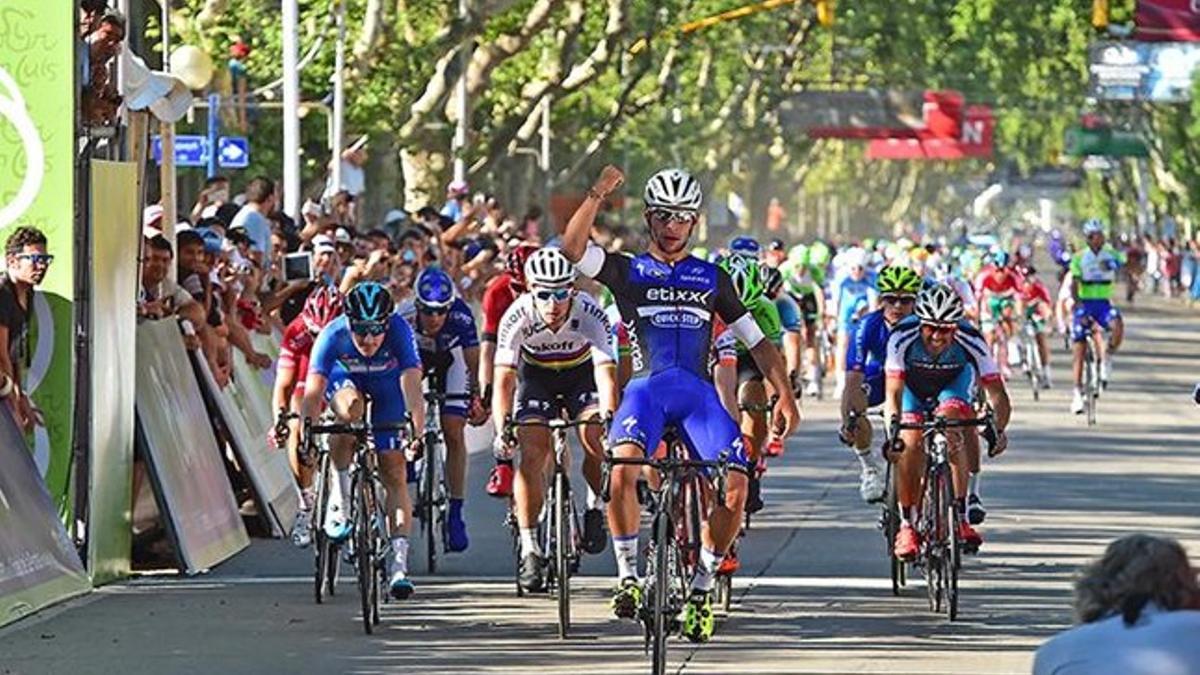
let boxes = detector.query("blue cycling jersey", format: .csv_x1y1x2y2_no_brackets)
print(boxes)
577,244,752,379
835,274,877,319
309,313,422,399
846,309,892,373
774,294,802,333
399,297,479,354
884,315,1000,402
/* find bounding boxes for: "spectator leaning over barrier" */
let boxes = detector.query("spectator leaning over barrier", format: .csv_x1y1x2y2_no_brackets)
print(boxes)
138,233,207,350
1034,534,1200,675
0,226,50,433
230,176,276,267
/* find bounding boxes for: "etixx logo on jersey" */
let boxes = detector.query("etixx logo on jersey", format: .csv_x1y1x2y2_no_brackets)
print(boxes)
646,287,712,304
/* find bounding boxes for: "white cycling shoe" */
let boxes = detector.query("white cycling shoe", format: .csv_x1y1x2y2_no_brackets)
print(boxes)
1070,389,1086,415
323,498,352,542
859,462,885,503
291,509,313,548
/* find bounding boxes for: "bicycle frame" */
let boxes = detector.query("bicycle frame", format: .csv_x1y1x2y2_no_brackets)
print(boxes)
890,413,995,622
416,386,473,574
508,415,603,639
302,402,412,635
601,435,728,675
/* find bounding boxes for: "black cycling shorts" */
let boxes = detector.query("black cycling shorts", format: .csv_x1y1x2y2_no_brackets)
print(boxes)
515,360,598,422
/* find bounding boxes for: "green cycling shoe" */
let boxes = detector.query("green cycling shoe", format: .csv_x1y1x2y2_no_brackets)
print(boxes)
611,577,642,619
683,589,715,643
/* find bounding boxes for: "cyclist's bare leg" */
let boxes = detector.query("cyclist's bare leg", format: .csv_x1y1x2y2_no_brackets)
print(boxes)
738,379,768,459
378,452,413,536
329,387,363,470
842,377,872,450
442,414,467,500
1035,331,1050,369
940,403,972,500
1109,315,1124,352
514,425,551,531
577,410,605,497
1072,341,1086,387
896,428,926,512
702,470,748,553
1092,324,1108,365
607,441,644,540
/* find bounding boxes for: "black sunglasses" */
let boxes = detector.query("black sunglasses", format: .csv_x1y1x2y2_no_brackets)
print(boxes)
880,294,916,306
350,321,387,337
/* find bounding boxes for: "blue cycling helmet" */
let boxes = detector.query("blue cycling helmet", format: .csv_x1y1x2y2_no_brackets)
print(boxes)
415,267,455,309
729,236,761,259
1082,218,1105,236
345,281,395,323
992,250,1010,267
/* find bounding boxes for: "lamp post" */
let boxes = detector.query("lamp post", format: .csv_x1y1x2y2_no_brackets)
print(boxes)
282,0,301,219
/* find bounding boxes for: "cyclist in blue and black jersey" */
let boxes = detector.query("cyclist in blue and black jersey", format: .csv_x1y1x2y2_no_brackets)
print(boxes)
839,265,922,504
302,281,427,599
560,165,800,643
399,267,487,554
883,284,1011,560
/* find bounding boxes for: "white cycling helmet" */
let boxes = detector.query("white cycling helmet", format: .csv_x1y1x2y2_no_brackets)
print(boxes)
1082,218,1105,236
843,246,868,269
915,283,965,326
644,168,703,211
524,247,576,288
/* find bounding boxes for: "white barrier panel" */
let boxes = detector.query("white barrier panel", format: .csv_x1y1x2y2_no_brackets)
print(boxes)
135,320,249,573
0,406,90,627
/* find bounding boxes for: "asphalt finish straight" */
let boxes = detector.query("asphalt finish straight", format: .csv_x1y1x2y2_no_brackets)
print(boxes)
2,297,1198,675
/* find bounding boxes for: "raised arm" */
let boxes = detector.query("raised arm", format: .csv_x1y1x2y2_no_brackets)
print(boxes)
561,165,625,263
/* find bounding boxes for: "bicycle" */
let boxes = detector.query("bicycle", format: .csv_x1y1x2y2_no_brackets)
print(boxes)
302,404,412,635
601,427,730,675
887,411,996,622
506,414,603,639
414,382,472,574
1017,319,1045,400
277,410,343,606
1079,320,1103,427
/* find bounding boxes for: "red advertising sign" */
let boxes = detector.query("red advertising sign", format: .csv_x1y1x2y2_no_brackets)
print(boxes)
1135,0,1200,42
866,105,994,160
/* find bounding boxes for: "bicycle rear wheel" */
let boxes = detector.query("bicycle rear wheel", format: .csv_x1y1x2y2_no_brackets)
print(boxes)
555,468,571,639
1026,339,1040,401
354,474,377,635
1085,343,1098,427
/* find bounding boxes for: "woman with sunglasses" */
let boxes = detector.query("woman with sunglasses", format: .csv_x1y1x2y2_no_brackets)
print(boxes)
302,281,426,600
882,283,1011,561
399,267,486,553
491,247,619,593
839,265,922,504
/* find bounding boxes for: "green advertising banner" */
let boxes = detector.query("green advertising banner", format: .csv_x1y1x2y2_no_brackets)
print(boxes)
0,3,76,517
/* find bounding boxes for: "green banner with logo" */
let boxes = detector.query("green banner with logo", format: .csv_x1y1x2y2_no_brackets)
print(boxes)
0,4,77,518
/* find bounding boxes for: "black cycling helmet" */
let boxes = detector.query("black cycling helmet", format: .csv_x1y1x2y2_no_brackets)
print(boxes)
345,281,395,323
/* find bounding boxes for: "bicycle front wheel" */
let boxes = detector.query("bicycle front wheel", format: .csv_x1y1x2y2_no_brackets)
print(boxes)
354,475,377,635
555,468,571,639
940,469,959,622
313,450,332,605
422,438,439,574
650,509,672,675
882,463,903,597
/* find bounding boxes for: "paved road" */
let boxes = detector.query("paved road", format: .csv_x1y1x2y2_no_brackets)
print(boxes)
3,297,1198,675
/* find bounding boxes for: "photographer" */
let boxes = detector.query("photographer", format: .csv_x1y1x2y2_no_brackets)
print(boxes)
1034,534,1200,675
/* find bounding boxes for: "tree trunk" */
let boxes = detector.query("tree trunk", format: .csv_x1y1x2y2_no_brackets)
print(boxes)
401,145,448,211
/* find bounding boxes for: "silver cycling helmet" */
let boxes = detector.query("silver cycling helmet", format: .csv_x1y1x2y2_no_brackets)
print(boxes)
644,168,703,211
914,282,965,326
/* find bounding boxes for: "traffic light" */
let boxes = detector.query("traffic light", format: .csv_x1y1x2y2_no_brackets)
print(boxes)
1091,0,1108,30
816,0,834,28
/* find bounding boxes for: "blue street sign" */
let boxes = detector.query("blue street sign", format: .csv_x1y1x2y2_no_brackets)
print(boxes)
218,137,250,169
151,135,209,167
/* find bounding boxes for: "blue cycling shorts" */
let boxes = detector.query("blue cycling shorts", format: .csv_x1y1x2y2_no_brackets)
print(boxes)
609,368,750,471
900,366,975,423
1071,300,1121,343
326,374,408,452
